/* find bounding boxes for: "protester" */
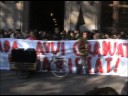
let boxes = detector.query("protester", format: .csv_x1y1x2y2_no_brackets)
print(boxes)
77,31,89,75
27,31,37,40
0,28,127,40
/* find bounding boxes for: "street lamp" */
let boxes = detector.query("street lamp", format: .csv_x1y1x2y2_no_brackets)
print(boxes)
50,12,54,17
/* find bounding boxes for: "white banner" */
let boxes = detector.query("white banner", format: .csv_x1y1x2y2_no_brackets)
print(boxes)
0,38,128,77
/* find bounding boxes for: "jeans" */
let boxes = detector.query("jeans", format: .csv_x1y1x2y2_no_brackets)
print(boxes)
78,55,89,74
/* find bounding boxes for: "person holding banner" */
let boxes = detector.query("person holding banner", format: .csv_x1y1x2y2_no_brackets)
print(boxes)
77,31,89,75
27,31,37,40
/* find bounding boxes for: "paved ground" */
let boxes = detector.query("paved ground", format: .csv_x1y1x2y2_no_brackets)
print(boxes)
0,70,127,95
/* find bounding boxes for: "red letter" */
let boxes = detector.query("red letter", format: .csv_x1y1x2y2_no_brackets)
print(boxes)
93,41,101,56
114,58,120,73
105,58,112,73
73,41,80,56
95,58,103,73
68,58,72,73
117,43,124,57
123,43,128,58
88,42,93,55
36,41,44,55
43,42,50,53
4,40,10,52
12,41,18,49
0,41,3,52
61,42,65,55
109,42,117,56
51,42,60,55
102,41,109,56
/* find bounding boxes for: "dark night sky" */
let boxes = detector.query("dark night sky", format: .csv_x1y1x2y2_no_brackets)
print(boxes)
29,1,64,32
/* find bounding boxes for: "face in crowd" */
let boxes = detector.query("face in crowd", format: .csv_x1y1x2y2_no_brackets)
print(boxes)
82,32,87,39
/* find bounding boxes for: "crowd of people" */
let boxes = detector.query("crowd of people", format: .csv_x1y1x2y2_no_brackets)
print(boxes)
0,28,128,40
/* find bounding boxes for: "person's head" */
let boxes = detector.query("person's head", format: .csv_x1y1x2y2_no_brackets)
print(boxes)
74,29,80,34
117,34,121,39
54,28,59,34
120,32,124,35
70,31,75,37
93,33,100,39
82,31,88,39
4,32,8,35
42,31,46,36
112,34,118,39
104,33,110,39
60,30,66,35
39,31,42,34
30,31,34,36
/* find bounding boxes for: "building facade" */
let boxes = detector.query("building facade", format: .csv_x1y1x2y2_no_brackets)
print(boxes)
0,1,128,33
0,1,29,31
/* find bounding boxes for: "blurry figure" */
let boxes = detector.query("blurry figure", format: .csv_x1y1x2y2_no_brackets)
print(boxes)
27,31,36,40
120,32,126,39
37,31,42,40
60,30,67,40
8,29,13,36
48,33,54,40
74,29,80,40
120,31,124,36
10,32,15,38
3,31,10,38
112,34,118,39
78,31,89,74
111,28,118,35
93,32,100,39
88,32,94,40
21,31,28,39
117,34,121,39
104,33,111,39
42,31,48,40
53,28,61,40
68,31,75,40
16,32,22,39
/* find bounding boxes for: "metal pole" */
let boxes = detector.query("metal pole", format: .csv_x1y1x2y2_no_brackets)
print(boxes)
19,1,21,31
69,1,71,31
0,2,2,30
98,1,101,34
20,1,23,32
